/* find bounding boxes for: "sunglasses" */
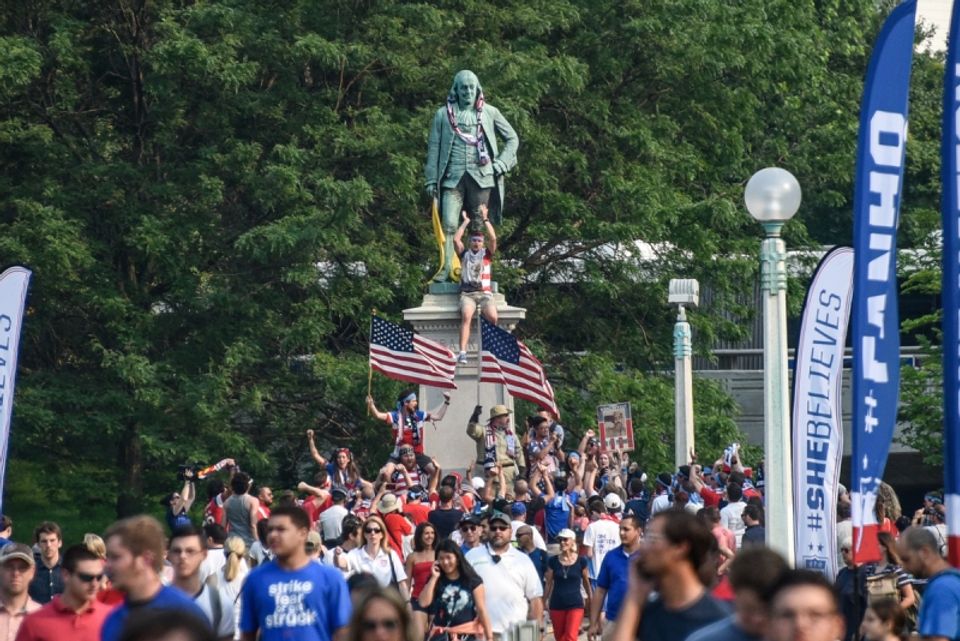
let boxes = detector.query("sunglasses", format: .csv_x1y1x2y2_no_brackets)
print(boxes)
75,571,105,583
362,619,400,632
364,528,382,534
460,524,478,531
489,525,510,532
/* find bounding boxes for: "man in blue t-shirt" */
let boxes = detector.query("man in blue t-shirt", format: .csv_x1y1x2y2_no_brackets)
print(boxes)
101,515,210,641
589,514,641,639
532,469,578,545
240,506,351,641
898,526,960,641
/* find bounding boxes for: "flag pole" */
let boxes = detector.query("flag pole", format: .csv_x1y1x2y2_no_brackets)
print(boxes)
476,311,483,407
368,309,376,416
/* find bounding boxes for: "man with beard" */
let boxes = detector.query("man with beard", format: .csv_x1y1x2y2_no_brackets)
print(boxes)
628,510,729,641
465,511,542,636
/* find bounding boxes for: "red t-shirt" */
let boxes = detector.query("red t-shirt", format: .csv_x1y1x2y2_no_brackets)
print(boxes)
204,496,224,526
17,595,113,641
383,512,413,559
302,496,330,525
700,487,722,508
404,502,431,526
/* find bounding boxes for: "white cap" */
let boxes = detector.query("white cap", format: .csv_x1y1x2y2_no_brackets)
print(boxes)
471,476,486,490
603,493,623,511
556,528,576,540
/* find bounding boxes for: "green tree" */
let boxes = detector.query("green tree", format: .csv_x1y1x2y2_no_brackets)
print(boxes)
0,0,931,520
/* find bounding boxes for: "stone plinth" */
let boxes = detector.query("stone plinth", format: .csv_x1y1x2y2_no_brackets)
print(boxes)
403,287,526,474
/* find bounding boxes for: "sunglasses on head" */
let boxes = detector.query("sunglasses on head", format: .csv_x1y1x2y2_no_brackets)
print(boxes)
75,571,105,583
362,619,400,632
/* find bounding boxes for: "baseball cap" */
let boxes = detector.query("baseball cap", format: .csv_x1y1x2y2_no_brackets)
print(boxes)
488,510,511,526
0,543,35,567
603,493,623,511
407,485,426,501
510,501,527,516
459,512,481,527
556,528,576,540
331,487,348,501
471,476,486,490
656,473,673,488
305,531,322,552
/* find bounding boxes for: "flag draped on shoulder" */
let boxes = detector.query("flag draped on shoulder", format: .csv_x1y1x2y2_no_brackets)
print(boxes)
479,317,557,415
369,316,457,389
850,0,917,565
942,0,960,568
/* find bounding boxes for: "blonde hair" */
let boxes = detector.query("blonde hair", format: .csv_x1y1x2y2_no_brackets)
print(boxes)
223,536,247,582
83,533,106,560
363,515,392,554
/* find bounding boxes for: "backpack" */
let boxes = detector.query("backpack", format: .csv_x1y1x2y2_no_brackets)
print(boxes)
204,573,223,634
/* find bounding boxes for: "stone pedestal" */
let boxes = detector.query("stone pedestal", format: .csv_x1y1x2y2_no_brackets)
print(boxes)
403,286,526,474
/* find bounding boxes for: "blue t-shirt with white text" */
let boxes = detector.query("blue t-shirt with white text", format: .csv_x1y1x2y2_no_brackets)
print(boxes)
240,559,351,641
101,585,209,641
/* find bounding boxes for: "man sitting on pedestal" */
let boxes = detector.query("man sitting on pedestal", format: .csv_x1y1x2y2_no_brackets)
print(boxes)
453,208,497,364
367,390,449,484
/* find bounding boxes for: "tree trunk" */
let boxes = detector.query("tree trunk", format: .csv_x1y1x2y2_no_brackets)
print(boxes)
116,422,143,517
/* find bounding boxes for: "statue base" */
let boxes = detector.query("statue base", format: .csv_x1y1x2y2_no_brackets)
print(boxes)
403,284,525,475
427,281,499,295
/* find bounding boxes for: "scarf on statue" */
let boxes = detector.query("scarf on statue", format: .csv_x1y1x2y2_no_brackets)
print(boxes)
446,91,491,166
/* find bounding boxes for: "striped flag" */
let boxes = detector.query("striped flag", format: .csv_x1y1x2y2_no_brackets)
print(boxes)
942,0,960,567
479,317,558,415
369,316,457,390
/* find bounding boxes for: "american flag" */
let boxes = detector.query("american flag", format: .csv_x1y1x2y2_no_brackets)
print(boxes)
479,317,558,415
369,316,457,389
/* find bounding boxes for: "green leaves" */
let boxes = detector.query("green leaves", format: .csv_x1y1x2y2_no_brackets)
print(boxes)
0,0,931,517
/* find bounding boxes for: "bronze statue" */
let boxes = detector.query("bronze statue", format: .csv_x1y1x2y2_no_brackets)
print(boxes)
425,70,518,283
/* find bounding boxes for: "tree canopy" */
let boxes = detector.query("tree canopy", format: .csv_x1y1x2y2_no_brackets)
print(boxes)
0,0,943,519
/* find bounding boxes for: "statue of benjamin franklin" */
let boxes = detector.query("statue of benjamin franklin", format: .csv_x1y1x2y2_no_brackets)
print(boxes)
425,70,519,283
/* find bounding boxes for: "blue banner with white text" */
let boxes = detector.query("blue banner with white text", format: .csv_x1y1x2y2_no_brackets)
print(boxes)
851,0,916,565
942,0,960,568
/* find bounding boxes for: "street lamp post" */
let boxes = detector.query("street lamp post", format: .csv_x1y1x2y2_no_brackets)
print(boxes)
669,279,699,470
744,167,801,564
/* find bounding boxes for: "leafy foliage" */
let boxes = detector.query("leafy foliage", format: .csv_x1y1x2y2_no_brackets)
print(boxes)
0,0,938,518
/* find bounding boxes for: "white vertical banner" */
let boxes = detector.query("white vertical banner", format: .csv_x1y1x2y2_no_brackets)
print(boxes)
0,267,31,513
792,247,853,577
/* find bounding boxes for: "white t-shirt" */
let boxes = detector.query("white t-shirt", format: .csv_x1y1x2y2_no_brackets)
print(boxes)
345,546,407,588
194,582,236,639
720,501,746,548
217,565,248,641
199,547,227,583
583,518,620,580
650,493,671,516
320,505,349,542
465,545,543,634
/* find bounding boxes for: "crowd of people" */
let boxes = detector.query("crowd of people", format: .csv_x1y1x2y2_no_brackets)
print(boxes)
0,395,958,641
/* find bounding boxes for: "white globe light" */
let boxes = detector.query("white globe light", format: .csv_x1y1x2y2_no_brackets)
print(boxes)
744,167,802,223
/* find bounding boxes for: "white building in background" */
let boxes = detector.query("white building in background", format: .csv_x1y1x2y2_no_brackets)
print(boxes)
918,0,952,52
